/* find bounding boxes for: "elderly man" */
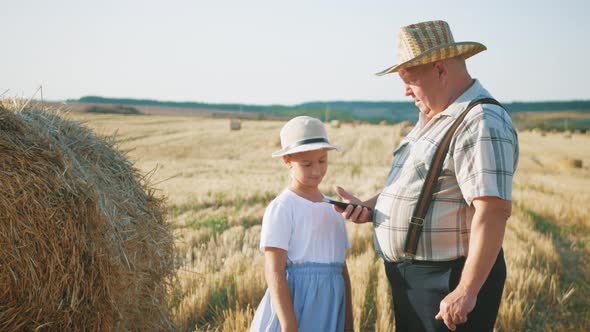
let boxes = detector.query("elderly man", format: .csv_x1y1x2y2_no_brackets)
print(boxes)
336,20,519,331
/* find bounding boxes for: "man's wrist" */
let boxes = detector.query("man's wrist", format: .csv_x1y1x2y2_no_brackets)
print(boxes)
456,281,480,298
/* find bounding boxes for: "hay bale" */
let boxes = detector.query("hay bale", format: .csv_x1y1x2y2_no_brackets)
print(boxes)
230,119,241,131
400,127,413,137
397,121,414,137
330,120,341,128
555,159,583,170
268,135,281,148
399,120,412,128
0,105,174,331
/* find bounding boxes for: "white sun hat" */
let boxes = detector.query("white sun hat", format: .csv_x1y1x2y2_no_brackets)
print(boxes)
271,116,341,158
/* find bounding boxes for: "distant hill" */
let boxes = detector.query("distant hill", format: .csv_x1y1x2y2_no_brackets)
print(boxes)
84,104,142,115
71,96,406,122
69,96,590,129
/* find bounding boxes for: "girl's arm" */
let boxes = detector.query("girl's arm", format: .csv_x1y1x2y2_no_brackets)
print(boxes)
264,247,297,332
343,263,354,332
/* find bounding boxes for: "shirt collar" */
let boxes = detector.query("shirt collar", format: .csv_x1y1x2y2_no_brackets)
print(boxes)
436,79,490,119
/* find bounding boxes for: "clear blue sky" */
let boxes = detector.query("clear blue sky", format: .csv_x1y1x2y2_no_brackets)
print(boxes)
2,0,589,105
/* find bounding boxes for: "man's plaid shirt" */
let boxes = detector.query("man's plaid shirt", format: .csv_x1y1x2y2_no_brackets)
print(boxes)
373,80,519,262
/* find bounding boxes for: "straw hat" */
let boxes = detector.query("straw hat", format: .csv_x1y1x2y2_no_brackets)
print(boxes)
376,20,486,76
272,116,341,157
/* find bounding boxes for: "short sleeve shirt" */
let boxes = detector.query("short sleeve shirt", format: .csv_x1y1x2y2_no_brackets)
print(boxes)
373,80,519,262
260,189,350,264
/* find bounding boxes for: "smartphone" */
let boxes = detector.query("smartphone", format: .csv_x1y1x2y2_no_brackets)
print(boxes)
322,197,372,213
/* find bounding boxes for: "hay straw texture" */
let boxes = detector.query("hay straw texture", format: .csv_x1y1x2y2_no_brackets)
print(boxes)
0,104,174,331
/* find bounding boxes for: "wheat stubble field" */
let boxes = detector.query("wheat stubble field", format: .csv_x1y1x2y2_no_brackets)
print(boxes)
74,112,590,331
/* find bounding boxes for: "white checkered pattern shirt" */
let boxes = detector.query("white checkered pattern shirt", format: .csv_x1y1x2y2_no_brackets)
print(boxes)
373,80,519,262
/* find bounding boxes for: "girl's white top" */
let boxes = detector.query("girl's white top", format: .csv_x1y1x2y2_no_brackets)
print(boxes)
260,189,350,263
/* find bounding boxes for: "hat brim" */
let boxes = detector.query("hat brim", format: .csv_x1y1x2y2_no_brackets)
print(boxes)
271,143,341,158
375,41,486,76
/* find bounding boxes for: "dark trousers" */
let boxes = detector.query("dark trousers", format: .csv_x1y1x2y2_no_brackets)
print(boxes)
384,249,506,332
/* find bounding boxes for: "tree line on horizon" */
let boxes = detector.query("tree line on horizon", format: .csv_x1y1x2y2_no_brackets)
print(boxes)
72,96,590,127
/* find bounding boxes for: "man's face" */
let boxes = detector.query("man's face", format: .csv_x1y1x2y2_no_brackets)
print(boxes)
398,62,442,119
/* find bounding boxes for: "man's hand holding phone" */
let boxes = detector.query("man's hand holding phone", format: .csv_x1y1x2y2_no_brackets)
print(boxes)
328,186,373,224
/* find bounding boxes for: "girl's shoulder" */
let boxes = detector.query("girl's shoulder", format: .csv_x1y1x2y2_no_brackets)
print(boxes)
266,189,301,209
264,190,296,217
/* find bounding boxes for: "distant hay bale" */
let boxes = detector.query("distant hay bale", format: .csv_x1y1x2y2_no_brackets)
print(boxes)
399,120,412,128
397,121,414,137
379,120,388,126
230,119,242,131
555,159,583,170
400,127,412,137
268,136,282,148
0,104,174,331
330,120,341,128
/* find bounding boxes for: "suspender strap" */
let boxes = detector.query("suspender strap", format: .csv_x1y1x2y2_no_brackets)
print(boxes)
403,98,503,258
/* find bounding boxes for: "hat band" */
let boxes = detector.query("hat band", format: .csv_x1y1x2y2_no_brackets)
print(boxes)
283,137,329,152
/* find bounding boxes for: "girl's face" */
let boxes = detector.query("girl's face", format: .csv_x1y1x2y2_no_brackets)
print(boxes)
283,148,329,190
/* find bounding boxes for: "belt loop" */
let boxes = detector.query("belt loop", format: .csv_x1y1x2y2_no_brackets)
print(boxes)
401,253,414,263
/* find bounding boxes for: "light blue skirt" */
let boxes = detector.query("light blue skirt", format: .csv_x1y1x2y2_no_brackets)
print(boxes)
250,262,346,332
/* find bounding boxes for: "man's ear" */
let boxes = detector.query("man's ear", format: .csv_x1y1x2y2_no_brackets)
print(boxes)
435,60,447,79
435,60,449,85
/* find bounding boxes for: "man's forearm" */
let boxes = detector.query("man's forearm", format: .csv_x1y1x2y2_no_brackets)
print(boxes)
435,197,511,329
458,198,510,296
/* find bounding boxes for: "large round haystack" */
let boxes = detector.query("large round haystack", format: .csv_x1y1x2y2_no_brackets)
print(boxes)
0,104,175,331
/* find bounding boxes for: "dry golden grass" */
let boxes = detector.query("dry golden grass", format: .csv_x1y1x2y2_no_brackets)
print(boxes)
73,113,590,331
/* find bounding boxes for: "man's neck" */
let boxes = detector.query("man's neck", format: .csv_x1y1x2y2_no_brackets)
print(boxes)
441,76,474,112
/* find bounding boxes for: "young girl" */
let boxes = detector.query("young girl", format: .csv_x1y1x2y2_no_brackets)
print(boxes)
250,116,353,332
